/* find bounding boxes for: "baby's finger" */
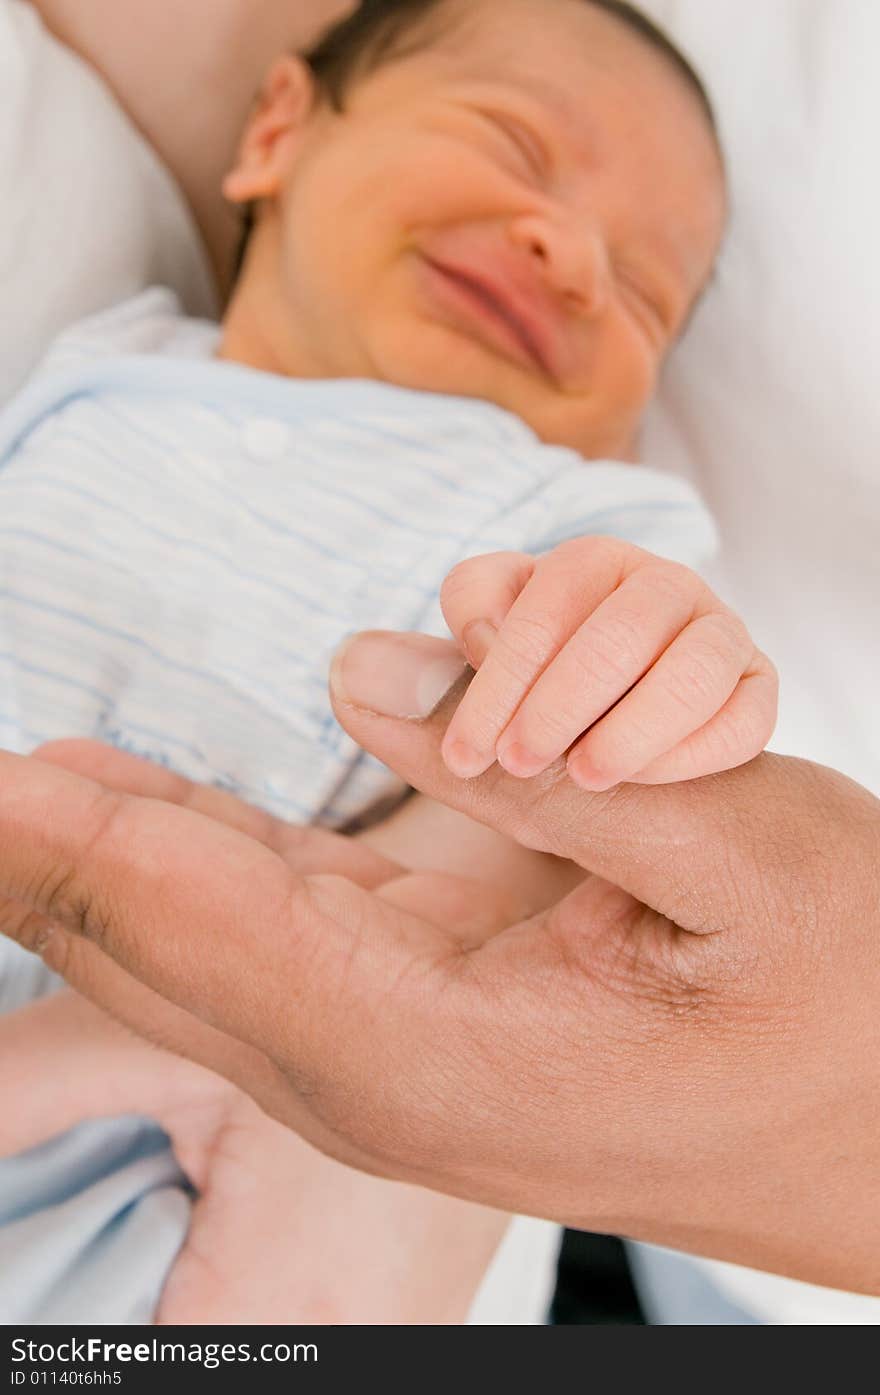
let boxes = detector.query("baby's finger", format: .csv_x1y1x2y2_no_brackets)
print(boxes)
567,611,755,791
441,538,633,778
440,552,535,667
627,654,779,785
492,563,703,777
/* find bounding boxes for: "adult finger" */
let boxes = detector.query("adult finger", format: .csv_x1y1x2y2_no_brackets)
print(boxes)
3,745,374,1141
330,630,877,937
0,748,530,1173
0,750,445,1088
8,741,402,1116
36,741,398,886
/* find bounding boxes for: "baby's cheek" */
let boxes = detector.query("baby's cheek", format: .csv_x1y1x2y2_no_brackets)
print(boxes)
394,150,525,237
535,343,655,455
596,333,661,446
610,317,660,396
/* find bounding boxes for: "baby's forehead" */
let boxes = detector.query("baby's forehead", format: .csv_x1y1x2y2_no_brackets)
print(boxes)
382,2,718,154
389,31,724,212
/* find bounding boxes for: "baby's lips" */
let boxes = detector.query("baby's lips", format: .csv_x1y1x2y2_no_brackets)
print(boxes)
417,228,574,382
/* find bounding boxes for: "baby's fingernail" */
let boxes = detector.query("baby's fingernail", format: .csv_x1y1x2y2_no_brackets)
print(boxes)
496,741,546,779
330,631,468,719
442,738,495,780
461,619,497,668
567,754,616,792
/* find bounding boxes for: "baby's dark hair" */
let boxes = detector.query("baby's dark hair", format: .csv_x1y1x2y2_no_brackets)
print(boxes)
306,0,718,132
234,0,720,278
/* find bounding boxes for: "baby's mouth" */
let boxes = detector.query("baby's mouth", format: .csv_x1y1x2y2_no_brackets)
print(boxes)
417,255,556,381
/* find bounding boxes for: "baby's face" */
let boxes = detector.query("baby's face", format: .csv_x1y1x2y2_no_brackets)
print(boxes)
224,0,725,457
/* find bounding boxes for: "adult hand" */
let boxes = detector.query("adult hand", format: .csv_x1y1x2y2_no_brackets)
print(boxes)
1,630,879,1293
0,739,523,1173
0,743,508,1323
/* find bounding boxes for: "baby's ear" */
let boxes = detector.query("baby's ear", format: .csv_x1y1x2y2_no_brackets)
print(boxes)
223,56,319,204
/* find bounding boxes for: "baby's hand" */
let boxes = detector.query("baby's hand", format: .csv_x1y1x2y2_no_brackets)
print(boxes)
440,538,778,790
0,990,505,1325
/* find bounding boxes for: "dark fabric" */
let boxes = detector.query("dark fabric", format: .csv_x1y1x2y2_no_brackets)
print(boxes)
551,1231,645,1325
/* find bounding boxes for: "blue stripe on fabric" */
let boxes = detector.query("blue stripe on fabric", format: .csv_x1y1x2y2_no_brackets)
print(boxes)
536,502,712,553
63,403,442,580
0,357,528,466
6,474,350,622
0,678,314,821
0,590,311,700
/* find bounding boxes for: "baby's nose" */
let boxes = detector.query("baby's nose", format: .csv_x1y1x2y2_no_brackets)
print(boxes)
508,212,610,318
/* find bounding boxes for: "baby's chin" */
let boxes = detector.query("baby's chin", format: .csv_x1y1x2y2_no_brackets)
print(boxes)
368,322,638,461
503,394,640,460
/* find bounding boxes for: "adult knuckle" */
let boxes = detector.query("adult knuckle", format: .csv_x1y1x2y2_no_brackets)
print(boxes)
39,789,126,947
38,866,93,939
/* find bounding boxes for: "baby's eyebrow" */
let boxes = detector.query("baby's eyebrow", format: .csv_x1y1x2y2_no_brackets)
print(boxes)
516,75,577,124
482,68,579,129
509,76,601,170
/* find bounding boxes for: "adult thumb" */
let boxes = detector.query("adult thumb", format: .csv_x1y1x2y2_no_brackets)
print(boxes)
329,630,862,936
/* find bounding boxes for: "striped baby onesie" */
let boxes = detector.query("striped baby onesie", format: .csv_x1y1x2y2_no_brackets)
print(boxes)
0,287,717,1324
0,288,716,826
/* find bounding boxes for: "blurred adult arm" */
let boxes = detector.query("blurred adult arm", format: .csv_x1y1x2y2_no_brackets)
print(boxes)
31,0,356,284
